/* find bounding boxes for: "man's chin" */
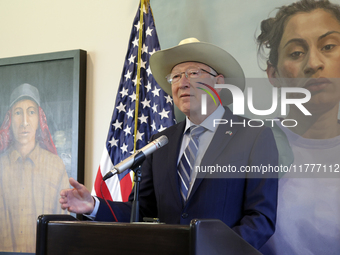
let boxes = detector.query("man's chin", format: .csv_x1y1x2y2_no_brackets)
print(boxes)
14,138,36,147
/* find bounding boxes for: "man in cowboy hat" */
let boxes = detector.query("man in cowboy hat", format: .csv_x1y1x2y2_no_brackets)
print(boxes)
60,38,278,250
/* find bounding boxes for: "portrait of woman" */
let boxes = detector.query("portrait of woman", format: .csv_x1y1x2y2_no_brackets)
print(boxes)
0,83,69,253
257,0,340,254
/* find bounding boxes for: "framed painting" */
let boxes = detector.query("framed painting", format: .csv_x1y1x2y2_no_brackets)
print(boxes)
0,49,86,254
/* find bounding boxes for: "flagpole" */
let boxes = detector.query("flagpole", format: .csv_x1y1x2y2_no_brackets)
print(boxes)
133,0,146,153
131,0,146,216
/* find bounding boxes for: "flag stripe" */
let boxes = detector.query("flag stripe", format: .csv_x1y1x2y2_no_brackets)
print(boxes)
94,166,111,200
120,173,133,202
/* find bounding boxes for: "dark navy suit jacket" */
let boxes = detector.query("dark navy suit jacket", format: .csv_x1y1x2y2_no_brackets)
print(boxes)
95,107,278,249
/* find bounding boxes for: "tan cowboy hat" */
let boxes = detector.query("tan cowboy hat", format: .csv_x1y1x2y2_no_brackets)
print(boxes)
149,38,245,105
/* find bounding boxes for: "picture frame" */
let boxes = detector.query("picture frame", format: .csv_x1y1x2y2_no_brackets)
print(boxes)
0,49,86,254
0,49,87,185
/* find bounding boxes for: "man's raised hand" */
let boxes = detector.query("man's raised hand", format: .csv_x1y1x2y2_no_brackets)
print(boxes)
59,177,95,214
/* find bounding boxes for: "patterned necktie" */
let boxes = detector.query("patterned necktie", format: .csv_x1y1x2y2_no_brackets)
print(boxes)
178,125,206,204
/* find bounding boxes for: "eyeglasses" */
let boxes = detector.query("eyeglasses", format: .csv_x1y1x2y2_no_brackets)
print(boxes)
166,68,217,84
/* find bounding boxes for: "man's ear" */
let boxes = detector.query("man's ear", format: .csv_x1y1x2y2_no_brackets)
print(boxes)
215,74,224,93
266,63,281,87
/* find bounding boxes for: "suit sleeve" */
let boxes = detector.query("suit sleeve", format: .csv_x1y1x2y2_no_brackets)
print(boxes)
232,126,278,249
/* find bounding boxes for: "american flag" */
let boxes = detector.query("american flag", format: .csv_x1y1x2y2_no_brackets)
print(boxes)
92,0,175,202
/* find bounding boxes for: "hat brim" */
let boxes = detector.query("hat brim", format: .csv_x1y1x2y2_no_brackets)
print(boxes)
150,41,245,106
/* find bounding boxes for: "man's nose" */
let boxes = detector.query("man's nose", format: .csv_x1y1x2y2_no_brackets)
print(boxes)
22,112,29,127
304,48,324,76
178,73,190,89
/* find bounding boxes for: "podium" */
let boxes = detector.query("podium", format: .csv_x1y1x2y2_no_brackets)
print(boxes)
36,215,262,255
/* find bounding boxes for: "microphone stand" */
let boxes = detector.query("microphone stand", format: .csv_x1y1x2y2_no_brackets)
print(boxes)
130,164,142,223
103,151,146,223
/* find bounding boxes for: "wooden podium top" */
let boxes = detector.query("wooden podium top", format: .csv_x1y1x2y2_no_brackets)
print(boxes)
36,215,262,255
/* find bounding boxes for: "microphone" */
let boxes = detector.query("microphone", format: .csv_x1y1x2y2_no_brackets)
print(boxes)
103,135,169,181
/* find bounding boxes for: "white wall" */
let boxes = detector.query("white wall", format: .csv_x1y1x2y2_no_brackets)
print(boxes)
0,0,139,189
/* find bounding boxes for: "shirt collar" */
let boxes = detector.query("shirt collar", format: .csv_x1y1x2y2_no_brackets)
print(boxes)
184,104,225,134
9,146,21,163
8,144,41,166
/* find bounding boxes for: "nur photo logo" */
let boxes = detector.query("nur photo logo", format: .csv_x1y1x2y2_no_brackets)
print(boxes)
199,82,312,128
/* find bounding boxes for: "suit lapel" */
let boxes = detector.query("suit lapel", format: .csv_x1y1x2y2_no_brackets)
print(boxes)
187,107,242,203
164,121,186,209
